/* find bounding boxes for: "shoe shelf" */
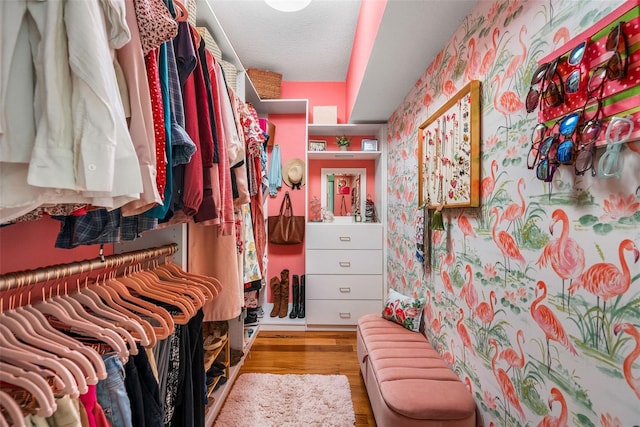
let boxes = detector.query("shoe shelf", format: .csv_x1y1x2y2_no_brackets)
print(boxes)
204,356,244,426
204,336,229,374
258,303,306,331
205,338,230,398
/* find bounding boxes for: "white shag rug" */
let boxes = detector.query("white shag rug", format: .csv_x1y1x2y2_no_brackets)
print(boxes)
214,373,356,427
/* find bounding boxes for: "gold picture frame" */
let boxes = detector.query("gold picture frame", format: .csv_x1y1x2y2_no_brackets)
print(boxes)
418,80,481,208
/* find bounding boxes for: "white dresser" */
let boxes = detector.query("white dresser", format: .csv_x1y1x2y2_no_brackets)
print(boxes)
305,222,384,327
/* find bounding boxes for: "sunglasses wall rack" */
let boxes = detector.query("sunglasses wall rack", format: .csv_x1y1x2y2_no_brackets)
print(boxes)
530,0,640,149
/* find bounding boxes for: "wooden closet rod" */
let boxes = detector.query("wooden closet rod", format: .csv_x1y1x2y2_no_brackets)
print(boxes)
0,243,179,292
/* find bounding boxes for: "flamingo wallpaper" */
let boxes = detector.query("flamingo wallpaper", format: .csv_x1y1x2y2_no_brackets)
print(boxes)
386,0,640,425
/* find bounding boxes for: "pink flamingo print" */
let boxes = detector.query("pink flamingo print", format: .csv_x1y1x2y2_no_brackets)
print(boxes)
439,253,455,296
490,339,526,422
458,213,477,254
500,329,525,371
459,264,478,316
424,290,434,324
537,387,568,427
492,73,524,137
531,281,578,373
613,322,640,399
490,207,525,279
443,36,458,79
481,160,499,202
464,376,472,393
474,290,497,327
537,209,585,311
569,239,639,350
504,25,527,86
553,27,570,47
501,178,526,231
430,311,443,335
479,27,500,76
442,338,456,367
464,37,480,81
442,80,457,97
457,308,477,364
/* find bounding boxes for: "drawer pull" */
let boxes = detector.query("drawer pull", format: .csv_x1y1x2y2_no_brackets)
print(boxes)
339,262,351,268
339,236,351,242
339,312,352,319
339,287,351,293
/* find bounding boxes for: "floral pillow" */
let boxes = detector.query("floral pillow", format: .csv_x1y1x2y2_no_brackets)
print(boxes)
382,289,426,332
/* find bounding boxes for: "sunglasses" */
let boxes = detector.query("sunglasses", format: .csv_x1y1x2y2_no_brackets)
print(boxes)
526,58,565,113
604,21,628,81
574,102,604,176
527,122,550,169
556,111,582,165
597,115,634,179
565,40,588,95
535,135,560,182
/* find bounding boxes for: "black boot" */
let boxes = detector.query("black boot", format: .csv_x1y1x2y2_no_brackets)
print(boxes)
289,275,299,319
298,275,305,318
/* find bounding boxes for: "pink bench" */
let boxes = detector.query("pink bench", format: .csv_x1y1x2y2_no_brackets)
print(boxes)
357,314,477,427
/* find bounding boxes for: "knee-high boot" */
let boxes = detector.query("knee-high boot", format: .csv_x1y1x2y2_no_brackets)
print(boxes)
278,269,290,318
269,276,281,318
298,274,305,318
289,275,300,319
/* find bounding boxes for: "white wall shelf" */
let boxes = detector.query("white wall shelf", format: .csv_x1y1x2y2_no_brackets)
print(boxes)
307,150,381,160
308,123,384,136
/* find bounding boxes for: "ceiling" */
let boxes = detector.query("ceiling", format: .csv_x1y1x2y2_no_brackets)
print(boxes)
200,0,477,123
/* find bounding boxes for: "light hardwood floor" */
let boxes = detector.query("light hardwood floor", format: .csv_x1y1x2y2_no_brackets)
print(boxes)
238,330,376,426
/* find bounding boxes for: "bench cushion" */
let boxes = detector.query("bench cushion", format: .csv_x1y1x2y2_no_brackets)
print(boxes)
357,314,476,424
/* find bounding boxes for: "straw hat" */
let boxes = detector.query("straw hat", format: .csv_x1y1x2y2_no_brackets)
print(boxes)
283,158,305,189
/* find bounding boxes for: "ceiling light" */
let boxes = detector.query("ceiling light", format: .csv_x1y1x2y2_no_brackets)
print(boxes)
264,0,312,12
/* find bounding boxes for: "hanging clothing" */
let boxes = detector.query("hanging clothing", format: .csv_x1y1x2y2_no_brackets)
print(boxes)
117,0,163,217
269,145,282,197
0,0,144,224
189,222,242,322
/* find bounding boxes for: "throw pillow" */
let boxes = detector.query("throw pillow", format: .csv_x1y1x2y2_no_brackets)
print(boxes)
382,289,426,332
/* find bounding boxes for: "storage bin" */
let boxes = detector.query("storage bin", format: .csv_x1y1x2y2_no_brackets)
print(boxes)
247,68,282,99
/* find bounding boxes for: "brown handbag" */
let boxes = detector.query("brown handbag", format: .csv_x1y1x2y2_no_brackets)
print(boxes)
268,192,305,245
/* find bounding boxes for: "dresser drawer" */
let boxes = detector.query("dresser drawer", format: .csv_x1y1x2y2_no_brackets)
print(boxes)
306,249,382,275
306,274,383,300
307,299,382,326
306,223,383,250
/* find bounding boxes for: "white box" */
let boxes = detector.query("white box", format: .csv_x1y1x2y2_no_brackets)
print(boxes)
313,106,338,124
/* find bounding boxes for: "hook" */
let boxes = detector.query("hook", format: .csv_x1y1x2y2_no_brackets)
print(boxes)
99,244,105,263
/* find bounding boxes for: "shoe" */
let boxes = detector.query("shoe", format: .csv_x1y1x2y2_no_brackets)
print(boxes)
278,269,290,318
244,307,259,326
203,335,223,351
269,276,281,317
289,275,299,319
230,348,244,366
213,375,227,392
298,274,305,318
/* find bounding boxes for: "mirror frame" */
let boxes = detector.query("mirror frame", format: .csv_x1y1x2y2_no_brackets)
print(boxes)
320,168,367,220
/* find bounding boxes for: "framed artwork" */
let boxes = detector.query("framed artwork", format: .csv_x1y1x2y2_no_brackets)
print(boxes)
308,140,326,151
361,139,378,151
418,80,481,208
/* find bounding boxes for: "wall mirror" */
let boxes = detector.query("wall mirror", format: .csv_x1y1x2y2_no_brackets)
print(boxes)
320,168,366,222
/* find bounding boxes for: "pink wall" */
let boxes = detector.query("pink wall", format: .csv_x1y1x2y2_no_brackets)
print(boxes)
281,81,347,123
346,0,386,120
265,113,307,302
0,218,113,274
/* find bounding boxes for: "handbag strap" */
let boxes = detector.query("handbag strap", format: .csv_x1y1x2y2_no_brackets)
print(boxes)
279,192,294,216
